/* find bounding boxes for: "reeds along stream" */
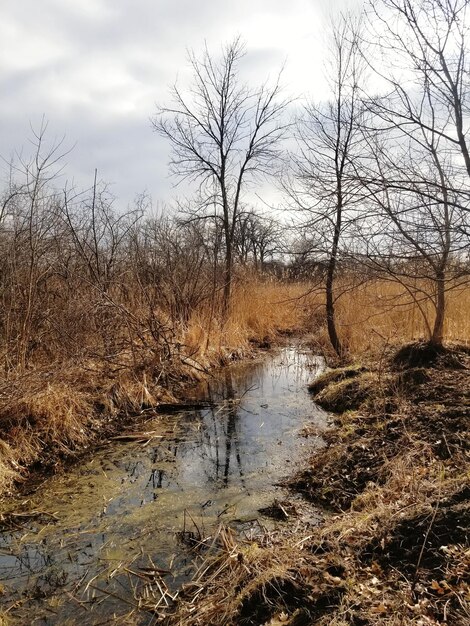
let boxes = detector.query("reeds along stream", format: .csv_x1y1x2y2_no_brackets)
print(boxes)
0,346,327,625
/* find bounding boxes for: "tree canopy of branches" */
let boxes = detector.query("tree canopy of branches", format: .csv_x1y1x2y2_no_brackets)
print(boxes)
359,0,470,345
153,38,289,315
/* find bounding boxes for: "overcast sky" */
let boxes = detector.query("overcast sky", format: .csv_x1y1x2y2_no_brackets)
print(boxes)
1,0,362,210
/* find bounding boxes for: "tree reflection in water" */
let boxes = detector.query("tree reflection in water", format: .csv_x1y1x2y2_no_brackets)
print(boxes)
185,365,263,489
222,368,245,487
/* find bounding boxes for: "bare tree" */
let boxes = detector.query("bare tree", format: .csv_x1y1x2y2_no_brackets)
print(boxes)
288,16,365,358
234,209,282,270
0,121,69,371
62,171,142,293
358,128,468,345
153,38,289,315
360,0,470,346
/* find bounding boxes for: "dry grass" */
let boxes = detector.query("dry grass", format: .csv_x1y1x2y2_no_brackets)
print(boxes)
0,274,469,498
334,278,470,354
183,278,309,362
185,276,470,365
159,524,345,626
11,383,92,448
161,477,469,624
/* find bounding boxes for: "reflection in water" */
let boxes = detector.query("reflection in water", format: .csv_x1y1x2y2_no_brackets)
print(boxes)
190,368,246,489
0,346,327,625
224,369,245,487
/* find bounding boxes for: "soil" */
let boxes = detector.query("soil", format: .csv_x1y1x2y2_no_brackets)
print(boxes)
391,340,469,370
295,349,470,510
287,343,470,625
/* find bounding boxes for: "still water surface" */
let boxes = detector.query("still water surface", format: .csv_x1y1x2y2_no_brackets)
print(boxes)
0,346,327,624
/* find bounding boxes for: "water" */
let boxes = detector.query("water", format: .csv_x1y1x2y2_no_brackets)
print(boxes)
0,346,327,625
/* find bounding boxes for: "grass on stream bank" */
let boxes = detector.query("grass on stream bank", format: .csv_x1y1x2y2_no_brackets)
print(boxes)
0,279,309,497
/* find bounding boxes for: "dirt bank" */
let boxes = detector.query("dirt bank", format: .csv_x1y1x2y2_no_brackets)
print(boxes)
161,343,469,625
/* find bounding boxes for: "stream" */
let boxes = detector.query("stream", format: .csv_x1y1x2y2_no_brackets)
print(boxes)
0,345,328,625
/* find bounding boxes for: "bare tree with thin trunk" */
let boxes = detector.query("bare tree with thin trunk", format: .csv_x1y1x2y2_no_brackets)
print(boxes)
359,0,470,346
288,16,365,358
152,38,289,316
0,120,69,371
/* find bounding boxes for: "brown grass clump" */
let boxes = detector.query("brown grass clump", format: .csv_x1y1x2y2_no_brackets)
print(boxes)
0,356,179,494
159,525,347,626
183,279,309,362
0,374,95,492
309,369,379,413
11,383,92,448
0,440,22,489
307,365,369,395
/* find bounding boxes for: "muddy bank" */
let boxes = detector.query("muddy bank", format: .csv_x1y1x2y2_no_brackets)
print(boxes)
163,344,469,625
296,345,469,511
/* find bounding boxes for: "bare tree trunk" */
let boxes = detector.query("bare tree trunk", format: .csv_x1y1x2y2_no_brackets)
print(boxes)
431,271,446,346
289,15,363,360
222,244,232,319
325,204,344,358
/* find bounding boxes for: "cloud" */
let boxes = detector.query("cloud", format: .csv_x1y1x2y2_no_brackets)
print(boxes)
1,0,361,208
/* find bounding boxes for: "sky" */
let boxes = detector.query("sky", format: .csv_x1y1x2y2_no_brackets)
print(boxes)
1,0,362,210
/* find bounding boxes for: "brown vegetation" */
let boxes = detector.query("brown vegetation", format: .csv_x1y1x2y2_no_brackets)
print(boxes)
0,277,308,496
1,265,469,499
